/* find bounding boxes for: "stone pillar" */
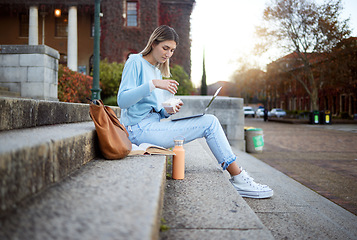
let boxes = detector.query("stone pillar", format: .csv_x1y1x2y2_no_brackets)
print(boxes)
67,6,78,71
29,6,39,45
0,45,60,101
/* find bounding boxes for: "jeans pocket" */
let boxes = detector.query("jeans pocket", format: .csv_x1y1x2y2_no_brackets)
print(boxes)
128,124,143,145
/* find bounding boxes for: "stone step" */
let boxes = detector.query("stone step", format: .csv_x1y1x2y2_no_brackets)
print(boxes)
0,121,98,212
0,97,120,131
160,139,274,239
0,155,167,240
0,97,168,239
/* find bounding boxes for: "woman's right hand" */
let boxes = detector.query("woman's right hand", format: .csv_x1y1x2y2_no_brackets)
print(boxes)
152,79,179,94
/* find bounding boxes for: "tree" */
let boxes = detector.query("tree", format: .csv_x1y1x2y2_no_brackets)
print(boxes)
325,37,357,93
231,55,266,102
201,50,207,95
256,0,351,110
232,68,266,104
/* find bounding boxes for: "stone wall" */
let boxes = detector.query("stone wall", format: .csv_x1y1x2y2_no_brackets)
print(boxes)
100,0,194,77
171,95,245,151
100,0,159,64
159,0,195,77
0,45,59,101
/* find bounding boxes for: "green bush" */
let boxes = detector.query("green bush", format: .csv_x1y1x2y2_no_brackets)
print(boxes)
103,95,118,106
284,110,296,119
58,65,93,103
168,65,193,95
97,61,192,105
97,59,124,100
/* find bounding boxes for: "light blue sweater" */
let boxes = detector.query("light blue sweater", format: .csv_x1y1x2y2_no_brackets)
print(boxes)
117,54,169,126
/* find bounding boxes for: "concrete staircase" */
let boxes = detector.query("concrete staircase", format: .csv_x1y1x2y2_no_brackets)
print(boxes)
1,97,356,240
0,97,166,239
0,97,273,240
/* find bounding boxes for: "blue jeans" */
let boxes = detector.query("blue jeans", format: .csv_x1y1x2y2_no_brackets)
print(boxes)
125,112,236,170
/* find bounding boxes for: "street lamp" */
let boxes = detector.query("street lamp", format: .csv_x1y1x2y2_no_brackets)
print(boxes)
91,0,102,100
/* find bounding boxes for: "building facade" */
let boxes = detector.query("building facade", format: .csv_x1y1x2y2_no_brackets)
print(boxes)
265,38,357,117
0,0,194,76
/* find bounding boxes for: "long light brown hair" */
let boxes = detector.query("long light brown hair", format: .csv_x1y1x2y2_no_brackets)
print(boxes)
140,25,179,78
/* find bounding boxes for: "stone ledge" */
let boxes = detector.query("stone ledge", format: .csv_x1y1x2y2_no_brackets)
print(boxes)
0,97,121,131
170,96,245,151
0,122,98,212
0,45,60,59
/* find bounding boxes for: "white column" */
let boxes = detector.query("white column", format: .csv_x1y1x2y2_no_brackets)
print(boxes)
41,12,47,45
67,6,78,71
29,6,39,45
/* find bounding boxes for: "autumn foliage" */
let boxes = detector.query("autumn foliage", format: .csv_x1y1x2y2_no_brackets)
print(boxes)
58,65,93,103
256,0,351,110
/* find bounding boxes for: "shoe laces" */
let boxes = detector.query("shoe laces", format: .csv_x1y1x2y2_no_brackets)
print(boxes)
240,170,269,189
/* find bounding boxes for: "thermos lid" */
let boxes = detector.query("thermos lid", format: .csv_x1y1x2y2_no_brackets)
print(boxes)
174,139,184,146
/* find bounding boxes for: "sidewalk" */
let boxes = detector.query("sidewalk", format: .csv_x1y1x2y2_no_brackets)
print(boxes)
245,118,357,215
232,147,357,239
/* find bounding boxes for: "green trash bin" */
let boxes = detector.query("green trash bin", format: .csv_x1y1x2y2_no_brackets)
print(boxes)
310,110,320,124
245,128,264,153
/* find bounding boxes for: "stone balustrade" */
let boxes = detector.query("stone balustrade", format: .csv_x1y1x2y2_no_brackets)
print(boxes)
170,95,245,151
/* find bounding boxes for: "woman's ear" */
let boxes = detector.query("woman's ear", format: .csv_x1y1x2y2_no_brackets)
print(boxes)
151,42,157,50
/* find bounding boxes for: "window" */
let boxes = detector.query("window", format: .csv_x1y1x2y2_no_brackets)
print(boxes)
19,13,29,37
126,1,138,27
55,15,68,37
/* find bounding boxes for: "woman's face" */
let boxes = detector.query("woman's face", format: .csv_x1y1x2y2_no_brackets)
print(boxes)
151,40,176,64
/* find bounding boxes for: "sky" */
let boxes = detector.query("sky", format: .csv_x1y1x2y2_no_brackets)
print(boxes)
190,0,357,87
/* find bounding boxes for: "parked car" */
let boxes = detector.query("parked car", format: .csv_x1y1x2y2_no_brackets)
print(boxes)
243,106,255,117
256,108,272,118
256,108,265,117
270,108,287,118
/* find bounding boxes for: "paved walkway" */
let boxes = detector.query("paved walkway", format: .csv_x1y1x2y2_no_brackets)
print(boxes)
244,118,357,215
231,145,357,240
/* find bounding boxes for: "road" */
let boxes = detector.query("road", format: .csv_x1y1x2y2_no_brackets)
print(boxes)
244,118,357,215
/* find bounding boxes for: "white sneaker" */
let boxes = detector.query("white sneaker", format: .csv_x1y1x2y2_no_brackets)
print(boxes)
229,170,273,199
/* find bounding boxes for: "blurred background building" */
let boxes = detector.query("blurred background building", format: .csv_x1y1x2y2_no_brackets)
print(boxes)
0,0,194,76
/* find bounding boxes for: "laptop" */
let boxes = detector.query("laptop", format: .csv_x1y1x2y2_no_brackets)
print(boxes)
171,86,222,121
